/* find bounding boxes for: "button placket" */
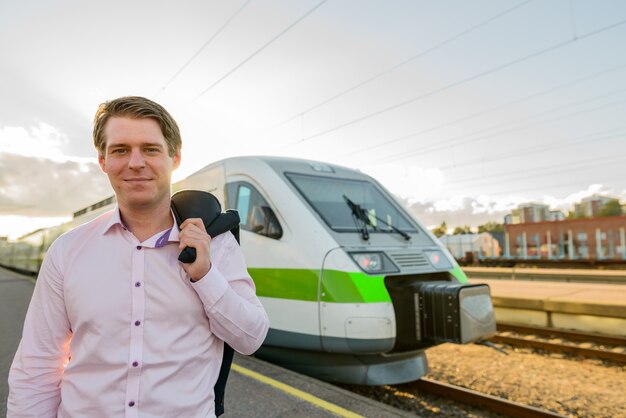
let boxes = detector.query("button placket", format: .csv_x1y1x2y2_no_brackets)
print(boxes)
124,243,145,418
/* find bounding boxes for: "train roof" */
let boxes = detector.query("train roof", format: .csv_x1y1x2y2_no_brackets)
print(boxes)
193,155,370,181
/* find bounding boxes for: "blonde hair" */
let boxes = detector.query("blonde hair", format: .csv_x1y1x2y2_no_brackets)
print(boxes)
93,96,181,157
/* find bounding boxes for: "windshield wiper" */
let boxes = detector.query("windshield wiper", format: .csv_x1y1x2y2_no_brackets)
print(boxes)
343,194,371,240
342,195,411,241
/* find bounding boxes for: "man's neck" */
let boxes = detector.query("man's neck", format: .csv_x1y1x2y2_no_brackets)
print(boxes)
119,200,174,242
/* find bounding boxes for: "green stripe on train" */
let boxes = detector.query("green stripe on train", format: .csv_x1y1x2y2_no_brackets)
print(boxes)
248,268,391,303
450,265,469,283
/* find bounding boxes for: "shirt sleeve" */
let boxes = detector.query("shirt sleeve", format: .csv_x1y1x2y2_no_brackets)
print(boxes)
190,232,269,355
7,242,72,418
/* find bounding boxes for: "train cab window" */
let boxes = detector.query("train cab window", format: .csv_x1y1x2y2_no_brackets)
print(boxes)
226,182,283,239
285,172,417,235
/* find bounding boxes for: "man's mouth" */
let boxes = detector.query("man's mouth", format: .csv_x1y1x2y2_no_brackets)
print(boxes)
124,177,151,183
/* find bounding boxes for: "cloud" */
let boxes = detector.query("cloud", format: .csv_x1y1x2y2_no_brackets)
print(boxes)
403,196,511,230
0,66,94,157
0,122,111,218
400,184,626,231
0,152,112,217
0,123,91,163
544,184,626,211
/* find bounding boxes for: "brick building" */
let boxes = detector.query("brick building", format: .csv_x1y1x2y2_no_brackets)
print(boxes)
504,215,626,260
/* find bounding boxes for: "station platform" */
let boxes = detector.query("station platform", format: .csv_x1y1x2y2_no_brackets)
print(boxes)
470,278,626,336
227,354,414,417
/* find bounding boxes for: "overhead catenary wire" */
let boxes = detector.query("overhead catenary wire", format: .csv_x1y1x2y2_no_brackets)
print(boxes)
193,0,327,101
365,128,625,201
462,174,625,198
440,158,626,204
337,61,626,158
439,127,626,172
406,161,625,202
445,154,626,189
158,0,253,94
374,94,626,165
259,0,533,135
290,18,626,145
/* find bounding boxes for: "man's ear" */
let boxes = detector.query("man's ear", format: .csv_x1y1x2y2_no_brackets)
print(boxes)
172,149,181,170
98,153,107,173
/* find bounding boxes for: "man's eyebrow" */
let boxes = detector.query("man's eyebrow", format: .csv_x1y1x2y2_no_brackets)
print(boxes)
107,142,165,148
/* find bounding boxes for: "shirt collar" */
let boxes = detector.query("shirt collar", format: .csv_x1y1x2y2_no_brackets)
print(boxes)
101,206,125,235
101,206,180,245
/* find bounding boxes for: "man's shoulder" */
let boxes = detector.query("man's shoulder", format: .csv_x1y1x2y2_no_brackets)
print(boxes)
54,209,115,247
42,209,115,271
210,230,240,261
211,230,237,248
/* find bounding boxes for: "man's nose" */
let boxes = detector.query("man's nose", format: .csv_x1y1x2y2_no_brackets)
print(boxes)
128,149,146,169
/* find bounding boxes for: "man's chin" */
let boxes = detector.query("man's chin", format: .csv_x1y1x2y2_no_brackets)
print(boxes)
120,194,164,210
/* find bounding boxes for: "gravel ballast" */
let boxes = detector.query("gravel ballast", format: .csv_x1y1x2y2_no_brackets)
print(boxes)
343,343,625,417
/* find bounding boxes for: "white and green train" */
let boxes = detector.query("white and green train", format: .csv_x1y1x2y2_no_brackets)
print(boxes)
0,156,496,385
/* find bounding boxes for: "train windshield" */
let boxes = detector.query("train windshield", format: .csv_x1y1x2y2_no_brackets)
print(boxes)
286,173,417,234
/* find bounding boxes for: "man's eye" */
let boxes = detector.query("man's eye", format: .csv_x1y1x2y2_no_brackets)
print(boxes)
145,148,160,153
111,149,127,154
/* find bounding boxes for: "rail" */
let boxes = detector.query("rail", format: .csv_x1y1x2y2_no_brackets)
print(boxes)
491,323,626,364
496,323,626,346
410,378,567,418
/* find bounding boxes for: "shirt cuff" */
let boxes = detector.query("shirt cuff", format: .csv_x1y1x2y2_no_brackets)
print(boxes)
189,265,230,308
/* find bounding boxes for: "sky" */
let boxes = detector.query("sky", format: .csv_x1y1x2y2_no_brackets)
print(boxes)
1,0,625,239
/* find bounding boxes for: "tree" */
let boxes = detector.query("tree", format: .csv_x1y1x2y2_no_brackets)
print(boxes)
477,221,503,233
431,221,447,237
452,225,472,235
599,199,623,217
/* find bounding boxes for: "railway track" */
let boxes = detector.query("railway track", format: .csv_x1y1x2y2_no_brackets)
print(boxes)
372,323,626,417
490,323,626,364
408,378,567,418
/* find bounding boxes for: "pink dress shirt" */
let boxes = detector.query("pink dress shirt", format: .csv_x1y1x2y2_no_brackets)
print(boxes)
8,207,269,418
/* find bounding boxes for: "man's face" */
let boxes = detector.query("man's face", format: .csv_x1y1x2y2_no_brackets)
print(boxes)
98,117,181,211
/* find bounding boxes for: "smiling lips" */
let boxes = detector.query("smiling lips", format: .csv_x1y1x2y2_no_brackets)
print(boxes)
124,177,152,183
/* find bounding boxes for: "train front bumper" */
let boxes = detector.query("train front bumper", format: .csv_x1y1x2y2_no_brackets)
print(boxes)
386,279,497,351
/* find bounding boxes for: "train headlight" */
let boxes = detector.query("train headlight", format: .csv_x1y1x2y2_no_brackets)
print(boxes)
424,249,453,270
349,252,399,274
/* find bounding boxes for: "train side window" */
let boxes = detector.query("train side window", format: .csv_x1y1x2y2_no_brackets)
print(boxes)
236,186,252,222
226,182,283,239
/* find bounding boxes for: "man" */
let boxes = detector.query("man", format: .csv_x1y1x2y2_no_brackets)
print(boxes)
8,96,269,417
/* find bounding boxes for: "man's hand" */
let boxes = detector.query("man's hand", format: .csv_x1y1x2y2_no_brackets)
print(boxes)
178,218,211,281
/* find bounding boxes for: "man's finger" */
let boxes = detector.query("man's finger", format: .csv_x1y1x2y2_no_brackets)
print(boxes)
180,218,206,232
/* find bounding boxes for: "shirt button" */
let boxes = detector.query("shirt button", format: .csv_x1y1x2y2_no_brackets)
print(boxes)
136,245,142,250
135,320,141,326
132,361,139,367
128,401,135,407
135,282,141,288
